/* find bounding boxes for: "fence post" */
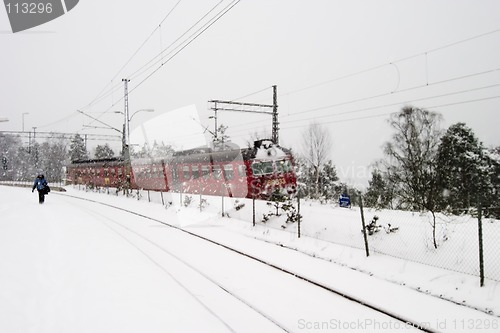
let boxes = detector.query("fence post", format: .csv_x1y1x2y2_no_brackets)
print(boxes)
297,193,301,238
147,190,151,202
478,201,485,287
221,183,225,217
160,191,165,206
252,195,256,227
359,194,370,257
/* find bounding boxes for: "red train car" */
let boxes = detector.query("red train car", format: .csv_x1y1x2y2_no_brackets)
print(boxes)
67,140,297,200
66,157,127,188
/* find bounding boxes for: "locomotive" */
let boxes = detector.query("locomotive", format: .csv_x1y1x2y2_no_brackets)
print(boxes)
66,140,297,199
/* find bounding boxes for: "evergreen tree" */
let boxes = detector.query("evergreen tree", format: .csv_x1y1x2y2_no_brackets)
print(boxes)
364,169,393,209
213,124,230,150
94,144,115,159
68,134,88,161
318,160,340,202
481,146,500,217
435,123,483,212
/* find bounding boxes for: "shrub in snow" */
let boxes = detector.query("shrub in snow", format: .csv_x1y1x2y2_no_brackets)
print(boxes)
183,195,193,207
199,198,208,211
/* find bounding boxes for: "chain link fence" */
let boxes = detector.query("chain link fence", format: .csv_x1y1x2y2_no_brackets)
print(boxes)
5,181,498,285
357,201,500,284
88,185,500,284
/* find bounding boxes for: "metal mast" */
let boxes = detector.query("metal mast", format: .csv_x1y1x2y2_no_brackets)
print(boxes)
208,85,279,145
272,85,279,145
122,78,130,155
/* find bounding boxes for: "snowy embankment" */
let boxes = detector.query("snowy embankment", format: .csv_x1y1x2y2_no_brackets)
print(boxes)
62,186,499,316
1,184,499,333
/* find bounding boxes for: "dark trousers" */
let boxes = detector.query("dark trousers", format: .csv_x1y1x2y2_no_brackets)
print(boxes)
38,190,45,203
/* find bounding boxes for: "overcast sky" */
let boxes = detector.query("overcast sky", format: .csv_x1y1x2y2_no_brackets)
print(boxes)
1,0,499,186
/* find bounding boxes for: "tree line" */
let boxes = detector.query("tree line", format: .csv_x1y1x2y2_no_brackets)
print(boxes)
2,106,498,218
364,106,500,216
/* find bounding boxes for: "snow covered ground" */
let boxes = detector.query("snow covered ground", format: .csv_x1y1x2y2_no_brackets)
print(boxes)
0,185,499,332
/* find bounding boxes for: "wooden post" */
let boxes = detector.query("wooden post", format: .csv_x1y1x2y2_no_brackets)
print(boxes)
221,183,225,217
297,194,301,238
359,195,370,257
252,195,256,227
478,201,485,287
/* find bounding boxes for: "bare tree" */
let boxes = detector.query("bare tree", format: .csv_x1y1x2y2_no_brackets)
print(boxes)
382,106,442,248
301,123,332,199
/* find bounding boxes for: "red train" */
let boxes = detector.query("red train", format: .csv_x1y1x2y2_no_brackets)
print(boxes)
66,140,297,199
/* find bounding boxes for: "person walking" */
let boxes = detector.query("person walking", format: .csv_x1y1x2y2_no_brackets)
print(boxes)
32,173,49,204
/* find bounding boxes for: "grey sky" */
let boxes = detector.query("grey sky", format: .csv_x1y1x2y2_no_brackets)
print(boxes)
1,0,499,186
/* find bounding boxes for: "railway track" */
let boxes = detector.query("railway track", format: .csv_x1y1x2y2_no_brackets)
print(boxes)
55,191,438,333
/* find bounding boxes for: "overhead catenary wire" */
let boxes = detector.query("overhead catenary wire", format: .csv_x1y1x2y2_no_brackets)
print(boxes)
130,0,241,95
78,0,240,127
224,67,500,133
39,21,500,142
80,0,184,111
224,91,500,140
80,0,229,113
281,27,500,97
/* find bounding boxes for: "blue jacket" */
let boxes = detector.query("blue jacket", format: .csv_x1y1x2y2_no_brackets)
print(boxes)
33,176,48,191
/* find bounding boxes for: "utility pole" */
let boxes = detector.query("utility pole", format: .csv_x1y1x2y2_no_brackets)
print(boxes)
272,85,279,145
208,101,218,141
122,78,130,156
122,78,131,192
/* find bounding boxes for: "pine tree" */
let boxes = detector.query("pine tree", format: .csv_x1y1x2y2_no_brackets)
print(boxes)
365,169,393,209
68,134,88,161
213,124,230,150
94,144,115,159
318,160,340,202
435,123,483,212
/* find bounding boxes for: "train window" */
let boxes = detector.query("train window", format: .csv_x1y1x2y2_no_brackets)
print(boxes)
153,167,160,178
238,164,247,178
172,166,179,181
213,165,222,180
192,165,200,179
201,165,210,179
223,165,234,180
251,163,261,175
276,160,293,174
252,161,273,175
182,165,191,179
263,161,274,174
